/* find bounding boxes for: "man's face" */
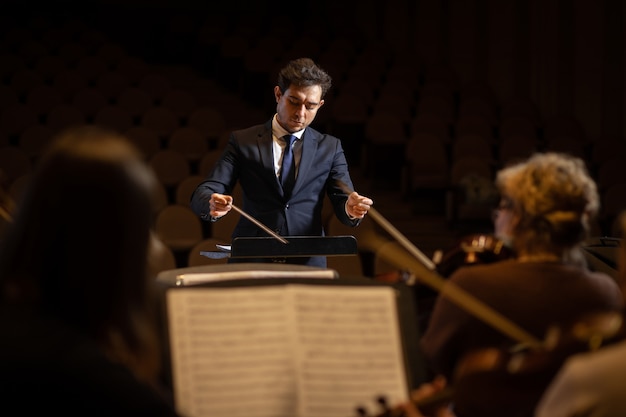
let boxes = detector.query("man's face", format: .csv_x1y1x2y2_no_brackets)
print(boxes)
274,84,324,133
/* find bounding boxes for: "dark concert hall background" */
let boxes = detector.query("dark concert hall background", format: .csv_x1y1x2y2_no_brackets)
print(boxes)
2,0,625,274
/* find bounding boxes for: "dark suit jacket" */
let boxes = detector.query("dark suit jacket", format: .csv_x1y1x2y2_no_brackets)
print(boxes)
190,120,359,267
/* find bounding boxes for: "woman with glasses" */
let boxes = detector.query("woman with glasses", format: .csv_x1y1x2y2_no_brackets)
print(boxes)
402,152,623,417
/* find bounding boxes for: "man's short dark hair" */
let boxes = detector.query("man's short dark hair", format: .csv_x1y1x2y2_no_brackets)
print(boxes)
277,57,332,98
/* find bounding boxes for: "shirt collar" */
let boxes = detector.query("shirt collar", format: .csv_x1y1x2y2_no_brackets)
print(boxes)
272,114,304,140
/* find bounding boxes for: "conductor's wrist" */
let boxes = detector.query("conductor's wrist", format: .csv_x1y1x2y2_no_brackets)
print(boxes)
345,201,358,220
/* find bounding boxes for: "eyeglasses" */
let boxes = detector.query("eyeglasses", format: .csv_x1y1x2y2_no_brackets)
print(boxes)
492,200,513,221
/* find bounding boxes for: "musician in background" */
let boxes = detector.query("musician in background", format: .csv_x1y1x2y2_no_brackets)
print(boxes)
534,210,626,417
401,152,623,417
0,126,180,416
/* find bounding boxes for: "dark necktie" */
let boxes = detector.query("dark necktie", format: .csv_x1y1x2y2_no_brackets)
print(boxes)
280,134,297,195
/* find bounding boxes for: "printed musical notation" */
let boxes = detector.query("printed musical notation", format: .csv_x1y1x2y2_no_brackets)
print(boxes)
167,285,409,417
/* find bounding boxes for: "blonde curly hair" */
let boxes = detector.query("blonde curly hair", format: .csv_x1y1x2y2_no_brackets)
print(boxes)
496,152,599,258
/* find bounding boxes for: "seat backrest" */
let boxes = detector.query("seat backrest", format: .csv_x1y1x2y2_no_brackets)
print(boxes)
149,149,190,188
497,134,538,166
125,126,161,160
499,116,538,140
187,107,226,144
168,127,208,163
0,146,32,183
148,233,177,277
93,105,133,133
364,112,407,145
141,106,179,139
596,157,626,192
451,134,494,162
161,88,197,120
449,155,493,185
404,133,450,190
410,113,452,144
117,87,153,119
455,115,495,143
544,135,587,159
175,175,204,206
154,204,203,252
198,149,223,177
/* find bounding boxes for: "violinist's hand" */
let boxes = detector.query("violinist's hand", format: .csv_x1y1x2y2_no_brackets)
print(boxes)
395,376,455,417
209,193,233,218
346,191,373,219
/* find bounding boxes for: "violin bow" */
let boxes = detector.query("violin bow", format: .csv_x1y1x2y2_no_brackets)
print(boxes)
338,181,542,348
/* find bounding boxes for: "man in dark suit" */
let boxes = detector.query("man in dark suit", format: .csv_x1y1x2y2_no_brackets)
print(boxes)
190,57,373,267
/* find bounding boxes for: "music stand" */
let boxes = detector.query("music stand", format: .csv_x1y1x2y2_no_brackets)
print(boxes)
199,235,358,260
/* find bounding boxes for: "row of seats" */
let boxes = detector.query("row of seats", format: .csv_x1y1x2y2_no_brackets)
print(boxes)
2,11,625,270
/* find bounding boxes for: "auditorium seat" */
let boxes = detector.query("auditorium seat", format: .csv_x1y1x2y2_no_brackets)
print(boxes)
138,73,173,103
543,115,587,145
125,126,162,160
155,204,204,254
497,134,538,167
18,124,54,161
168,127,209,169
25,84,63,119
71,87,107,121
450,134,495,165
198,149,223,177
46,104,85,134
403,132,450,199
175,175,204,206
148,232,177,277
187,106,227,149
149,149,191,191
455,116,496,144
600,182,626,236
117,87,154,120
95,70,131,103
0,146,32,184
0,103,38,140
161,88,197,121
93,105,134,133
410,113,452,145
543,135,588,159
458,97,498,127
499,116,539,140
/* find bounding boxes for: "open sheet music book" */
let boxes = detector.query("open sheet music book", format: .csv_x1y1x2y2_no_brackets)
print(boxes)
166,283,415,417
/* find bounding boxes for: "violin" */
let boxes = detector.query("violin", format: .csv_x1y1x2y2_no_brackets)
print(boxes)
375,234,514,284
357,311,625,417
448,311,625,417
375,233,515,337
433,234,515,278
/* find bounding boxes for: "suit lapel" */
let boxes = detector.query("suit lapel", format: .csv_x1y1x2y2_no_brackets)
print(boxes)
293,129,319,195
256,122,283,193
257,123,320,197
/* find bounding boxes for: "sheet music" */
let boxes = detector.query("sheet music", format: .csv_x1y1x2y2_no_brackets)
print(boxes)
167,285,409,417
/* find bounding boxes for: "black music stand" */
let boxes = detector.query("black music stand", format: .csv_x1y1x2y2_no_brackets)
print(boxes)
231,235,357,258
199,235,358,260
